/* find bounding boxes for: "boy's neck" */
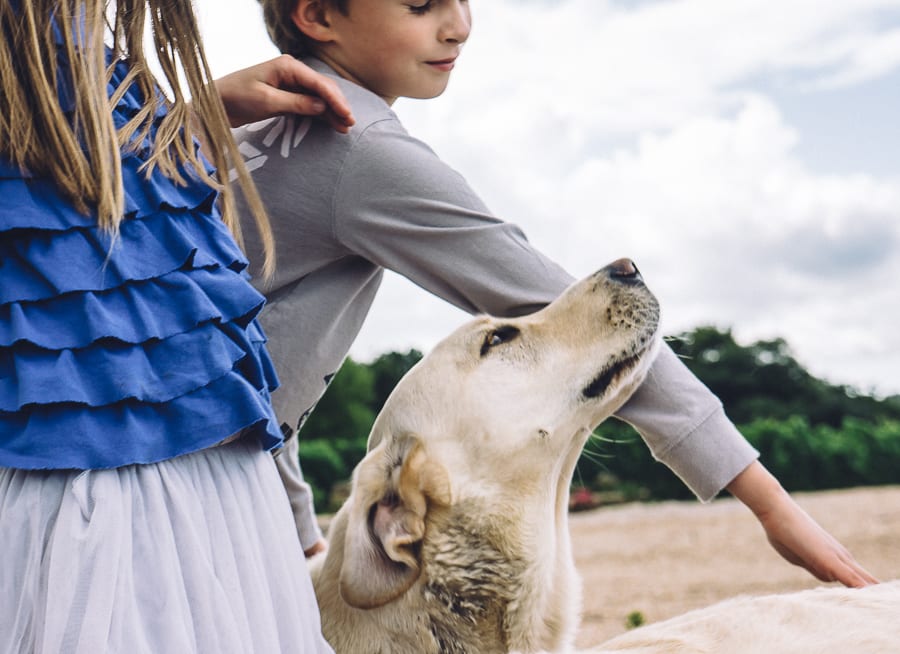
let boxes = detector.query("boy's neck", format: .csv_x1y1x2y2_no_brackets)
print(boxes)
312,51,399,106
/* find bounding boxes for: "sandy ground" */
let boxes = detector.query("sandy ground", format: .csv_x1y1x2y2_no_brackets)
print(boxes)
569,485,900,648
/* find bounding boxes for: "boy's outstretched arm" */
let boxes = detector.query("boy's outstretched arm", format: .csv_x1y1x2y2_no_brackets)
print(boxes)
328,126,877,589
215,55,354,132
727,460,878,587
237,82,875,588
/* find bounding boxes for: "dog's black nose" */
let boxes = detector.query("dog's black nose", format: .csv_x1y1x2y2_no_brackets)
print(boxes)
604,258,642,283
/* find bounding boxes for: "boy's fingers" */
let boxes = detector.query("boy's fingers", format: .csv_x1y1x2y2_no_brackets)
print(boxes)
825,563,877,588
838,557,879,588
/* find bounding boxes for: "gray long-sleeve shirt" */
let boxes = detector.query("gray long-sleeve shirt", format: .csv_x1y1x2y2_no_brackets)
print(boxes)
234,58,757,548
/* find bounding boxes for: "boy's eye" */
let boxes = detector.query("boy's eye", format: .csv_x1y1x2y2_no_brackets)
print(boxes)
407,0,436,14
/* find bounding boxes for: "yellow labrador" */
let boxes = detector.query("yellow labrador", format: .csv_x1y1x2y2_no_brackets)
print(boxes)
310,259,661,653
308,259,900,653
587,580,900,654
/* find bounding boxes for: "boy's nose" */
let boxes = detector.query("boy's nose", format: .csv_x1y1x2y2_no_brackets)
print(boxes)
440,0,472,44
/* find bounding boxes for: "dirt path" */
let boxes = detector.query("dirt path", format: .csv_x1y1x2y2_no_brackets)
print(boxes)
569,485,900,647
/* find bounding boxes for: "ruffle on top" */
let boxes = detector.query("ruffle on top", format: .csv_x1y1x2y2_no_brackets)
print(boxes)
0,53,282,470
0,195,245,305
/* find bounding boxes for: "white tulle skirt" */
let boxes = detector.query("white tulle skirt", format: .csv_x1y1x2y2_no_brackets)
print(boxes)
0,438,333,654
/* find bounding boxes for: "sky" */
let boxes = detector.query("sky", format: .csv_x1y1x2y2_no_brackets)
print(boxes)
195,0,900,398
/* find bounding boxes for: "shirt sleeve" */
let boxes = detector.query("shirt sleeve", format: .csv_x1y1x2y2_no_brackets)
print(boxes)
273,436,324,550
332,120,758,501
332,120,572,318
615,345,758,501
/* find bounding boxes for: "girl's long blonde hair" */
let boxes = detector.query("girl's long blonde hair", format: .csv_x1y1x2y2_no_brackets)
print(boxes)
0,0,274,277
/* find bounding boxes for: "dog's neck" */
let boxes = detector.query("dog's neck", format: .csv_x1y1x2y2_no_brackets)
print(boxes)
419,511,518,653
312,497,579,654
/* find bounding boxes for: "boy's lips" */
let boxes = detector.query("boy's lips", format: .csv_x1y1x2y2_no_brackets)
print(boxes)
426,57,457,72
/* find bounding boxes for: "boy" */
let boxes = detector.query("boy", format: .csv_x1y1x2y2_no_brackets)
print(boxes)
236,0,874,585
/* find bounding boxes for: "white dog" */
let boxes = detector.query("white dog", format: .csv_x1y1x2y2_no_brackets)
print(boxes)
308,259,900,653
310,258,660,653
587,580,900,653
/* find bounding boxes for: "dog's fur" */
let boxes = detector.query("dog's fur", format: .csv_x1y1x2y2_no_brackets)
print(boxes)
587,580,900,654
310,260,660,653
308,260,900,653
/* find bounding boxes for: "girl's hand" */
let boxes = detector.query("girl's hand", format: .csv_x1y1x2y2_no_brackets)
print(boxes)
215,55,354,132
727,460,878,588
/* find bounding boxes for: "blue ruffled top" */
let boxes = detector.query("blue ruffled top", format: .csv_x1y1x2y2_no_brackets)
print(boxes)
0,50,283,469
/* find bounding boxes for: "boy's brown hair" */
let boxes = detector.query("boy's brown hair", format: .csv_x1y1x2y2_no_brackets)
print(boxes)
258,0,349,57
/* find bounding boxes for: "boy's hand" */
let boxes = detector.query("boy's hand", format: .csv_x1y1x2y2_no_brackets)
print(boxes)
304,538,328,558
727,460,878,588
758,496,877,587
215,55,355,133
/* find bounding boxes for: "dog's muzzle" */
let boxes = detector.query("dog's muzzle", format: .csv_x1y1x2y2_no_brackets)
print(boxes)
602,257,643,284
580,258,659,400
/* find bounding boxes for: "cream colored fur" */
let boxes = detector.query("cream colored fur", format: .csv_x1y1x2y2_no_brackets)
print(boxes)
586,581,900,653
308,260,900,653
310,260,660,653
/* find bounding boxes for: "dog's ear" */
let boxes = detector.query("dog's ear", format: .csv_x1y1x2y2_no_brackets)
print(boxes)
339,434,450,609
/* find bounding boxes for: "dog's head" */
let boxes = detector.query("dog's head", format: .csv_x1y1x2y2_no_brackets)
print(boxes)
332,259,660,618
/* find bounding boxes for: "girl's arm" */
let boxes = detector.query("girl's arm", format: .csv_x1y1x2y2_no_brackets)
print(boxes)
214,55,354,132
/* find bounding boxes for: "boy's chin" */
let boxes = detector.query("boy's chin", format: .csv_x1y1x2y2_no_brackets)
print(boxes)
404,78,453,101
407,86,450,101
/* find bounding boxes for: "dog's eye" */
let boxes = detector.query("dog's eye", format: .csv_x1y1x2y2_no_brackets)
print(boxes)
480,325,520,356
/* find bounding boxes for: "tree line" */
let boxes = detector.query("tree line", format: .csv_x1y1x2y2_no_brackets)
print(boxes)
295,326,900,511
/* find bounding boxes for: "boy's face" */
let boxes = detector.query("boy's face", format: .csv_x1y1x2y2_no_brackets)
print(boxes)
312,0,472,105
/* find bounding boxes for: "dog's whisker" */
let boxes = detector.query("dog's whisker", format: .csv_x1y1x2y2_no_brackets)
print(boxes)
587,432,619,445
577,447,616,467
572,466,586,489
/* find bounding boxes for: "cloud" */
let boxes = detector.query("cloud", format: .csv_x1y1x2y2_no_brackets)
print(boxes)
383,1,900,394
415,0,900,137
506,93,900,303
382,85,900,393
802,26,900,90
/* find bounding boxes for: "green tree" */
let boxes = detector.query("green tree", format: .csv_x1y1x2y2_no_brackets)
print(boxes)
668,326,900,426
296,439,345,509
298,358,376,509
295,328,900,511
369,349,423,411
301,358,376,442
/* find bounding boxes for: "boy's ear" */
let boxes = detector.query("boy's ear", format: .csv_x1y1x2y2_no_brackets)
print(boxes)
291,0,335,43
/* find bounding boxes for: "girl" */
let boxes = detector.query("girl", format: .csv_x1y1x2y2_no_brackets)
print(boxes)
0,1,351,652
